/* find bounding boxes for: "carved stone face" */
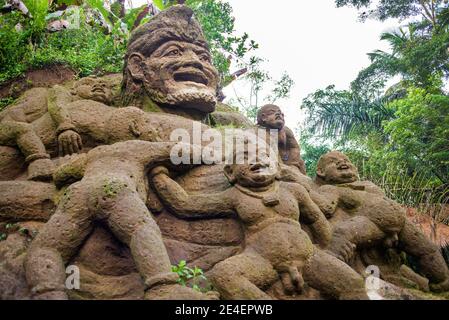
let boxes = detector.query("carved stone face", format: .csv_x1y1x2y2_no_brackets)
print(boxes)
317,151,359,185
72,77,116,105
258,105,285,129
225,146,279,188
129,40,219,113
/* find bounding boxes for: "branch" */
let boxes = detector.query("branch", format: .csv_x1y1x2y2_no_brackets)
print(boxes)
231,84,248,110
419,0,436,27
221,67,248,88
132,5,149,30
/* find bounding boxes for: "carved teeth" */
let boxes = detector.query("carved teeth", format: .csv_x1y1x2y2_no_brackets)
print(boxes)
173,70,208,85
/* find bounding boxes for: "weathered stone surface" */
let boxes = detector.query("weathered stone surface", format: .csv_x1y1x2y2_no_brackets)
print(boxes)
0,146,24,181
0,222,45,300
0,181,55,221
313,151,449,293
257,104,306,174
0,4,447,301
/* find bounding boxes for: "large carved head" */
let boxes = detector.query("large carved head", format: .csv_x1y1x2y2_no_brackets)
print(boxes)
122,5,219,113
316,151,359,185
257,104,285,130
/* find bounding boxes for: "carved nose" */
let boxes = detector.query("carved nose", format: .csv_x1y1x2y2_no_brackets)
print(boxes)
183,52,204,70
184,60,203,70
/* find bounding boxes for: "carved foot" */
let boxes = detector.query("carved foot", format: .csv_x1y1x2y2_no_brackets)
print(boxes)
279,264,305,296
430,278,449,293
145,284,220,300
27,158,55,181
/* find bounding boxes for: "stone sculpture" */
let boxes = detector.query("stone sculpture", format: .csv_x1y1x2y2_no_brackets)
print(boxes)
0,74,122,181
24,140,217,300
121,4,218,121
150,143,369,300
314,151,449,293
0,4,448,300
257,104,306,174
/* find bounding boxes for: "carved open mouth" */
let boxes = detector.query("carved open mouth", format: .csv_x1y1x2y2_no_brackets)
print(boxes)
250,163,268,173
92,87,105,94
173,69,208,86
338,164,350,170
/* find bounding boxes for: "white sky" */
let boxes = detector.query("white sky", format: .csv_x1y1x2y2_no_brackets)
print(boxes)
222,0,399,130
131,0,400,130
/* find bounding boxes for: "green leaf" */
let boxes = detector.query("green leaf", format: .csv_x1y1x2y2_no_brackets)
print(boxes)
153,0,165,10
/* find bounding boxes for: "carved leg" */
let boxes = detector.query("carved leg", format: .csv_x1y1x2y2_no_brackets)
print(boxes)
0,121,54,180
209,249,278,300
330,216,386,262
25,182,93,299
399,220,449,292
104,185,173,283
304,248,369,300
103,184,215,300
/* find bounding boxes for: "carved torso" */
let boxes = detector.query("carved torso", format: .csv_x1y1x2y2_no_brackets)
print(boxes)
232,182,314,268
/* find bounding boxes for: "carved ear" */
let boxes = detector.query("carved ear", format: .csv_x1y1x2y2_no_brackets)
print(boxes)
127,53,145,81
223,165,236,184
316,167,325,179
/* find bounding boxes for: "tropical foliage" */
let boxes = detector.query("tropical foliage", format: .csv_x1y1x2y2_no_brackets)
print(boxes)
228,56,295,123
301,0,449,216
0,0,259,87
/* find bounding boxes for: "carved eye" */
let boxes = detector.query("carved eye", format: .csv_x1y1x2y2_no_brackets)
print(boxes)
199,54,211,62
166,48,181,57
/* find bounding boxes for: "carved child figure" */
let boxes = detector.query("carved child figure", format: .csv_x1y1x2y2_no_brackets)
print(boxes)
257,104,306,175
150,143,369,300
24,140,216,300
0,75,121,180
52,74,122,155
314,151,449,292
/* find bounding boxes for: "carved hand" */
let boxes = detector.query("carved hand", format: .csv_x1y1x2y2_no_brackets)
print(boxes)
58,129,83,156
149,165,170,179
329,235,357,263
280,265,304,295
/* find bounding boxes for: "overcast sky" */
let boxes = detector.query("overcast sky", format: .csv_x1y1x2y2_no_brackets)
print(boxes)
132,0,400,129
221,0,399,130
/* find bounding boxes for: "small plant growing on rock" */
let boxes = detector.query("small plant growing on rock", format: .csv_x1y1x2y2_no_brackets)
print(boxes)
171,260,212,293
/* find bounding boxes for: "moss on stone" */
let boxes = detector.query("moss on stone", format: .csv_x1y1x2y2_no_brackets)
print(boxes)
216,102,239,113
102,179,126,198
142,98,163,113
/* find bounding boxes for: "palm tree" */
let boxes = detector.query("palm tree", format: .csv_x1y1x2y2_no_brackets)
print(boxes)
301,86,395,140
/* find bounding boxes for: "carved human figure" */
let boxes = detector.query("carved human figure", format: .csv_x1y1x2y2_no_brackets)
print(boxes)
314,151,449,292
0,120,55,180
24,140,217,300
0,75,122,180
257,104,306,175
54,74,122,155
121,5,219,123
0,97,211,180
0,100,214,222
150,143,369,300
